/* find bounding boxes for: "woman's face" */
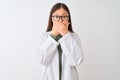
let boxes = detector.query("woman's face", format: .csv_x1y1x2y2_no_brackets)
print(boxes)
52,8,69,24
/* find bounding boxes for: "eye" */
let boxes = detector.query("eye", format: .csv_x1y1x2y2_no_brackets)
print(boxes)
55,16,59,18
62,16,68,19
62,16,66,18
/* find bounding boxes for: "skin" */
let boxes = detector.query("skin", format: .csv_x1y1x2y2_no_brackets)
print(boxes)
51,8,70,36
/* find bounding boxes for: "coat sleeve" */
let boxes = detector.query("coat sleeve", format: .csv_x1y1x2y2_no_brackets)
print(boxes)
37,33,59,66
59,32,83,66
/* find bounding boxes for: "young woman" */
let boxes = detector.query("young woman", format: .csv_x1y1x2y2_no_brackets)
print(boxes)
37,3,83,80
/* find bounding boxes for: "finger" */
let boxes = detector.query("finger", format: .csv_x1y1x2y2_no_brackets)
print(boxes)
63,21,69,26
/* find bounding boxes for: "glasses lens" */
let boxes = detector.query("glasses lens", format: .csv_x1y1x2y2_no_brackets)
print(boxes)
61,16,69,20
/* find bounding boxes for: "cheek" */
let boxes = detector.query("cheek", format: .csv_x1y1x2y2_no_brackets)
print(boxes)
52,20,58,25
52,19,55,25
52,17,56,22
52,18,54,22
52,18,59,23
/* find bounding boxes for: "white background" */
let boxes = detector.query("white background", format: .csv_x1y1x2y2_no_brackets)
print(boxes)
0,0,120,80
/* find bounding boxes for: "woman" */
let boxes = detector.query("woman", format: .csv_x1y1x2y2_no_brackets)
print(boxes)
37,3,83,80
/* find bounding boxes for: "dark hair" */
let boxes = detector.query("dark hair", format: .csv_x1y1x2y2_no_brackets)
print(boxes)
46,3,73,32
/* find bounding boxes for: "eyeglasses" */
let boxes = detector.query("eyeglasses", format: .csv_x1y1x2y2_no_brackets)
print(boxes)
52,15,69,21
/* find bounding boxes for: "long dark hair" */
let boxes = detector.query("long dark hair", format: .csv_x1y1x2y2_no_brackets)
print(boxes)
46,3,73,32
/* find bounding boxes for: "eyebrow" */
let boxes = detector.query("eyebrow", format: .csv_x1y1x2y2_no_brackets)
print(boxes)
63,13,68,14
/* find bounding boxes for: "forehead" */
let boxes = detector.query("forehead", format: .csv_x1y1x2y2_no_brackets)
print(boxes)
52,8,68,15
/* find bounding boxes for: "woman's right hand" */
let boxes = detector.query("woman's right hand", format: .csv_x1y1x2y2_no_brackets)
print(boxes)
51,25,60,36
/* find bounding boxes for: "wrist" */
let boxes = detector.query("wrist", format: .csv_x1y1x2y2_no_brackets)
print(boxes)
51,31,59,36
61,31,69,36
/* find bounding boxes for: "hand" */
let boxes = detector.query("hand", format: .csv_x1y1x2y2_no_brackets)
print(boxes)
51,27,60,36
51,23,60,36
55,20,70,36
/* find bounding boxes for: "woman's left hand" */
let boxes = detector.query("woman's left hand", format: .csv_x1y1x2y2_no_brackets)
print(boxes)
55,21,70,36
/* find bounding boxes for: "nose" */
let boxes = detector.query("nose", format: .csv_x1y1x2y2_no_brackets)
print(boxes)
59,17,63,22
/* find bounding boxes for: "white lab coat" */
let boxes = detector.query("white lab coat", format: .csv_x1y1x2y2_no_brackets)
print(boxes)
37,31,83,80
